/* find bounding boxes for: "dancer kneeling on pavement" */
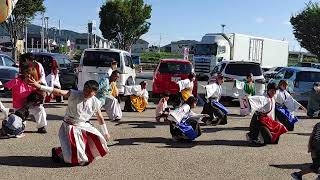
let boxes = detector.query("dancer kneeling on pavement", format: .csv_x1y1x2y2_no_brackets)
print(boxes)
275,80,306,131
124,81,149,112
246,83,288,145
167,96,208,142
5,65,47,133
175,73,196,107
155,93,170,122
201,74,228,126
28,79,110,166
291,122,320,180
0,92,43,138
96,70,122,121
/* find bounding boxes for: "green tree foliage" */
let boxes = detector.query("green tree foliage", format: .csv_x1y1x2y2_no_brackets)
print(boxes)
291,2,320,60
0,0,45,61
99,0,152,51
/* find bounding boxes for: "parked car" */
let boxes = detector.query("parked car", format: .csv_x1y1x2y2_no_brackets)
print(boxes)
152,59,197,100
269,67,320,102
0,53,18,67
32,52,77,89
0,66,19,89
78,48,136,94
209,61,266,99
295,62,320,68
264,66,284,83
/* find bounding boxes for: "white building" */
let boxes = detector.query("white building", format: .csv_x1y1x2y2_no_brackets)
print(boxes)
131,39,149,53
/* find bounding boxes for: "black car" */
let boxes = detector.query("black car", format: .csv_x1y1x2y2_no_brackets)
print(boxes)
32,53,77,89
0,66,19,90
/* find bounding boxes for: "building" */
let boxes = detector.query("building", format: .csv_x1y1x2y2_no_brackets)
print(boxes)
131,39,149,53
170,40,197,54
75,35,110,50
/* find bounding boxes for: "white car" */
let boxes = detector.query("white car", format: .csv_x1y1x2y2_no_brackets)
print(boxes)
209,61,266,99
77,48,136,94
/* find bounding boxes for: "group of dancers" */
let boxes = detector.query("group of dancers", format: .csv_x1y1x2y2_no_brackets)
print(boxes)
0,55,318,178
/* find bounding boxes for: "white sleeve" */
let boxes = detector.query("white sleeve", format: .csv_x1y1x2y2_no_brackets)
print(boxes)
45,74,53,87
38,63,47,85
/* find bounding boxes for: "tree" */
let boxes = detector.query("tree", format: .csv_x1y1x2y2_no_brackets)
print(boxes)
0,0,45,61
99,0,152,51
291,1,320,60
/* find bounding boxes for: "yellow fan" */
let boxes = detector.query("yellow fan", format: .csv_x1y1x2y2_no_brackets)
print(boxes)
0,0,17,23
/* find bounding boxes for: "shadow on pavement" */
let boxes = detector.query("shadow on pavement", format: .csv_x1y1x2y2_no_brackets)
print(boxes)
0,156,70,168
44,103,68,108
114,120,168,128
47,114,65,121
110,137,263,148
290,133,311,136
201,127,249,133
270,163,312,170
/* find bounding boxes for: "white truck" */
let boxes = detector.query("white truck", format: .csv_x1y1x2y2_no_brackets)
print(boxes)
193,33,289,79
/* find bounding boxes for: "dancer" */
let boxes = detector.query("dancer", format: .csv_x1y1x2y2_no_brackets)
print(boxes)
28,79,110,166
45,64,63,103
124,81,149,112
155,93,170,122
236,73,255,116
175,73,196,107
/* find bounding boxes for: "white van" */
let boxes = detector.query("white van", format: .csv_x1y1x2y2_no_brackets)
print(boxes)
209,61,266,99
77,48,136,94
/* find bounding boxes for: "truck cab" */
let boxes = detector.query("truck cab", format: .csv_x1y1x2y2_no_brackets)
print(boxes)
193,34,231,80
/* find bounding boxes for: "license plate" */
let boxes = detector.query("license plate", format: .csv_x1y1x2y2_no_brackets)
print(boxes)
171,77,181,82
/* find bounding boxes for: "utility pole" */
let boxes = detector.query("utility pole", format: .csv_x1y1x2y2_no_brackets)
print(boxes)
158,33,161,53
58,19,61,49
31,38,34,52
25,23,28,53
45,17,49,52
41,13,44,52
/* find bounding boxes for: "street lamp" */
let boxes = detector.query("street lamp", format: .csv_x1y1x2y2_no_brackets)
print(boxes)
221,24,226,33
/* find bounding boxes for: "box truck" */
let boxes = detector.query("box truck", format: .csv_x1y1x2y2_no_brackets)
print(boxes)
193,33,289,79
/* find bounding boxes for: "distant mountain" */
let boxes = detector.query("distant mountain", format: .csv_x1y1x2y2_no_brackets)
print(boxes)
0,24,89,41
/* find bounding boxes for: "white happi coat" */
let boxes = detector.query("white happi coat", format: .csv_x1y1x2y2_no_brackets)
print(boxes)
201,83,222,101
248,95,275,119
275,89,301,113
59,90,109,164
177,79,194,92
167,104,205,124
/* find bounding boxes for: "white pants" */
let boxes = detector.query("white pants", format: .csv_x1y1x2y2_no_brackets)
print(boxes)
104,95,122,120
29,105,47,128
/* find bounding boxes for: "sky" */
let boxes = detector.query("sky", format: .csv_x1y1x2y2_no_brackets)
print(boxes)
33,0,315,51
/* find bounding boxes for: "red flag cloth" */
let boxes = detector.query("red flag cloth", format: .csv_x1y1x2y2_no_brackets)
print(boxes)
259,116,288,143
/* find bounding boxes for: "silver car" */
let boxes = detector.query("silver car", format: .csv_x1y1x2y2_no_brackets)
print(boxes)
269,67,320,102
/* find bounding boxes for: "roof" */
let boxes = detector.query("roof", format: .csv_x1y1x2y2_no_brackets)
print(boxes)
84,48,129,54
0,66,19,71
219,60,261,65
160,59,191,64
171,40,198,45
283,66,320,72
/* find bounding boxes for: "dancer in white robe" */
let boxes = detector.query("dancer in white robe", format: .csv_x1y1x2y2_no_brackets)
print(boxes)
28,79,110,166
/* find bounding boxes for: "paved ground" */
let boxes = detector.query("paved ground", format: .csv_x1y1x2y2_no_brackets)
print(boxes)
0,96,319,180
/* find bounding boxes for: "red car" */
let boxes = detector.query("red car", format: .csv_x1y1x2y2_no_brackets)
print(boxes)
152,59,197,99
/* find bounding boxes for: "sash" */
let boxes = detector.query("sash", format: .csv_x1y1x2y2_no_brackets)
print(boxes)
178,120,198,140
275,105,298,125
211,100,229,115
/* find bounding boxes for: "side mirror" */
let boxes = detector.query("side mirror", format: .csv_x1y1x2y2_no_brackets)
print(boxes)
12,63,19,68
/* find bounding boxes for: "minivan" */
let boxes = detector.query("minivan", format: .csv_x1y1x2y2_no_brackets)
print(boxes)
78,48,136,94
209,61,266,99
269,67,320,102
152,59,197,99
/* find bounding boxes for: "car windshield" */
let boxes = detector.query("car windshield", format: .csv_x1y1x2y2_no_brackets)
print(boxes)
83,51,120,67
194,44,218,56
296,71,320,82
224,63,262,76
0,69,18,79
158,62,192,74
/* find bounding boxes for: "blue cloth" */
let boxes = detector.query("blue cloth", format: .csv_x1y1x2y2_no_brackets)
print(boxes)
96,76,110,106
276,105,298,125
178,120,198,140
211,101,229,115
